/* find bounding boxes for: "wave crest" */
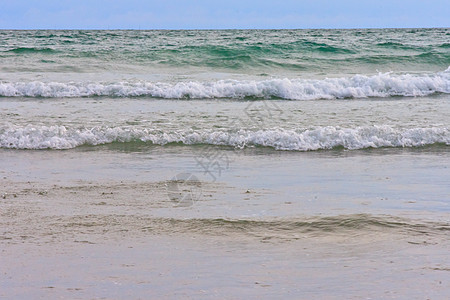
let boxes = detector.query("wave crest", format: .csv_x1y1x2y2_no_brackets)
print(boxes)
1,125,448,150
0,69,449,100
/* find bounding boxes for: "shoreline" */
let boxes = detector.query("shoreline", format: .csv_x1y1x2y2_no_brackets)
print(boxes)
1,146,449,298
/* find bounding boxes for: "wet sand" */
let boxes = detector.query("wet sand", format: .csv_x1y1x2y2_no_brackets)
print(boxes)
1,147,449,299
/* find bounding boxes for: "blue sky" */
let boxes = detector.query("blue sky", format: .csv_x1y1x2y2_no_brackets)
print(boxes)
0,0,449,29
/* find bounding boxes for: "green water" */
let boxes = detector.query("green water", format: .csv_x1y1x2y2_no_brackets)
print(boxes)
1,28,449,79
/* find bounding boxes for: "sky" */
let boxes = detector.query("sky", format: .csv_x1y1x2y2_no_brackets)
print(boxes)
0,0,449,30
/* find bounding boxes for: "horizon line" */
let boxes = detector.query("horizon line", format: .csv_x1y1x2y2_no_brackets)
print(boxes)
0,26,449,31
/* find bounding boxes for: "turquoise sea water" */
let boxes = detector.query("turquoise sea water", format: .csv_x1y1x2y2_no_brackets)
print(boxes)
1,28,450,76
0,29,449,150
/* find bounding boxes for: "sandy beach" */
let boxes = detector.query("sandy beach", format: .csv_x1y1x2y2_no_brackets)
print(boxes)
1,146,449,299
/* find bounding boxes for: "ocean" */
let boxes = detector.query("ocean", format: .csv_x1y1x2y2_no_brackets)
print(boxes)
1,29,449,299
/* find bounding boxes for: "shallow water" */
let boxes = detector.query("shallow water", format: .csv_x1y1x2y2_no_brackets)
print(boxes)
1,145,449,298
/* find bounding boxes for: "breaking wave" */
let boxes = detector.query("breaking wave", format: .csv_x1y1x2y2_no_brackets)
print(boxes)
1,124,448,150
0,69,449,100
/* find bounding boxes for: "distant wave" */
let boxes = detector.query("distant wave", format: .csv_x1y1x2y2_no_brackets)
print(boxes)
1,69,449,100
2,29,449,73
4,47,57,54
1,124,448,150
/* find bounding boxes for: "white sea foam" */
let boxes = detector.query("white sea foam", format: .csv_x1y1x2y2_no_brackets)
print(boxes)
1,124,448,150
0,69,449,99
